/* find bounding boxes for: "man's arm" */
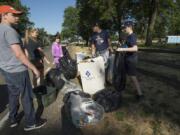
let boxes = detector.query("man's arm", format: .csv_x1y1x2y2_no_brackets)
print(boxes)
11,44,40,77
117,45,138,52
91,44,96,57
24,49,29,57
108,38,113,52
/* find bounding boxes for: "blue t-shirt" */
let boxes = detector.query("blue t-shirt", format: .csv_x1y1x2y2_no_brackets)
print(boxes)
125,33,137,58
91,30,109,51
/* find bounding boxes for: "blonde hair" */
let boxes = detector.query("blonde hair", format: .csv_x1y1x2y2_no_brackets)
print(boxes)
24,28,38,44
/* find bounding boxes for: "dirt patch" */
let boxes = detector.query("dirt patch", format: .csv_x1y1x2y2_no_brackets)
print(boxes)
67,45,91,59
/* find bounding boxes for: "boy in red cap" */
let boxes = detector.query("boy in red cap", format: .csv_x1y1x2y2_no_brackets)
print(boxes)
0,5,46,131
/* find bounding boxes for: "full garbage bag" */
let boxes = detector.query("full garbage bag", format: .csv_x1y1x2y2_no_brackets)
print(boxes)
60,46,77,80
63,90,104,128
45,68,65,89
107,54,115,84
113,52,126,91
93,88,121,112
62,46,71,60
59,57,77,80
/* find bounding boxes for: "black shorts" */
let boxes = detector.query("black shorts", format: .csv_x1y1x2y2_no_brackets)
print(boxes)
125,56,137,76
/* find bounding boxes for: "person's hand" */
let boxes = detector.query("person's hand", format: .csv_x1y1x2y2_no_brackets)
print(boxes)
40,59,43,63
91,52,96,58
117,48,123,52
109,47,114,53
44,58,50,64
46,60,50,64
32,68,40,78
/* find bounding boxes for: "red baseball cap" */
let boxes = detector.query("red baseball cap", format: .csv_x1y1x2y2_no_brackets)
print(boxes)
0,5,22,14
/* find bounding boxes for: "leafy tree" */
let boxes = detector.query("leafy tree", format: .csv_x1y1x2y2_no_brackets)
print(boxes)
37,28,51,47
144,0,179,45
62,0,180,46
76,0,102,45
145,0,159,46
76,0,134,44
163,0,180,35
61,6,79,41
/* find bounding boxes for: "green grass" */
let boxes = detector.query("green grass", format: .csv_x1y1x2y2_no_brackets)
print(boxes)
115,111,125,121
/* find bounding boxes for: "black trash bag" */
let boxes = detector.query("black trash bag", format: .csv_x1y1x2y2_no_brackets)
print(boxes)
33,85,47,95
60,57,69,68
107,54,115,84
113,52,126,92
62,46,71,60
64,60,77,80
59,46,77,80
60,57,77,80
45,68,65,89
93,88,121,112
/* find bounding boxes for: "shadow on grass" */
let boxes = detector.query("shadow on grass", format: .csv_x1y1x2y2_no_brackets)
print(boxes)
138,68,180,90
60,105,83,135
33,86,62,120
120,69,180,127
139,58,180,70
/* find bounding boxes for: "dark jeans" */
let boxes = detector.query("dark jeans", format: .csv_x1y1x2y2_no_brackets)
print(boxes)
3,70,35,126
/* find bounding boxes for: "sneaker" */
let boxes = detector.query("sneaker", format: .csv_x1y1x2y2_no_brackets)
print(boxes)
10,121,18,128
24,119,47,131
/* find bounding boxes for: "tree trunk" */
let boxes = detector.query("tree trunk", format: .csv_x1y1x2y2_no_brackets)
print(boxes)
145,0,159,46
